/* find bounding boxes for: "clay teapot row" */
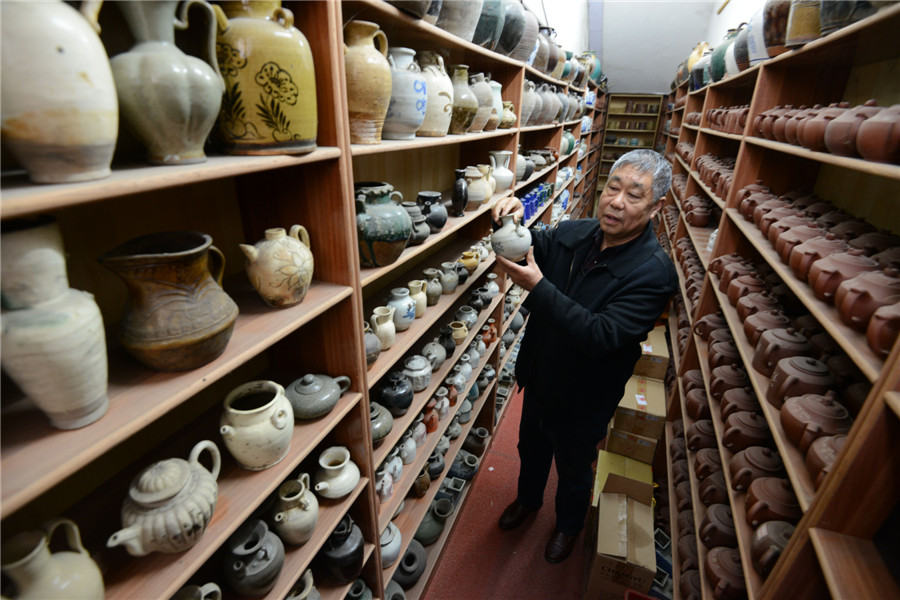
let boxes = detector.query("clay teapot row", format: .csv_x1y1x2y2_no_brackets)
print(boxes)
675,141,695,164
682,194,715,227
684,111,702,127
706,104,750,135
694,153,735,201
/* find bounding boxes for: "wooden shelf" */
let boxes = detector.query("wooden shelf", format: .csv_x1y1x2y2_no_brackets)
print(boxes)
679,211,713,268
700,127,743,142
742,137,900,182
809,528,900,599
351,128,516,156
514,162,558,191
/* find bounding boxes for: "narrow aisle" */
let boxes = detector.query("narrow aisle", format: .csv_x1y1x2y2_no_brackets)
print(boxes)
424,387,587,599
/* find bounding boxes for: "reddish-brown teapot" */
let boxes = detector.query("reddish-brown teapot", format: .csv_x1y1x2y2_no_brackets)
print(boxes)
678,535,700,574
709,340,741,370
710,364,750,400
723,410,772,452
744,310,791,346
835,268,900,331
805,434,847,489
759,207,804,239
709,253,746,279
752,198,790,229
766,356,835,408
675,480,694,511
751,520,795,577
872,246,900,270
752,327,813,377
677,509,696,536
740,191,777,222
789,233,849,282
719,261,757,293
800,101,851,153
813,207,851,228
867,300,900,357
729,446,784,491
848,231,900,257
781,392,853,453
695,447,723,480
694,311,729,341
670,436,688,462
794,104,822,147
699,503,738,549
680,569,702,600
735,180,772,206
772,105,800,143
746,477,801,526
685,387,711,421
699,471,729,506
727,273,768,306
721,386,761,419
683,368,706,393
774,223,824,264
808,249,879,303
830,218,877,241
686,419,718,451
824,99,882,157
705,547,746,600
785,105,820,145
736,291,783,321
856,103,900,163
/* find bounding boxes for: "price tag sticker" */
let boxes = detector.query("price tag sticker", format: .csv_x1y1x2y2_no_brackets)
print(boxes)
635,394,647,409
641,343,653,354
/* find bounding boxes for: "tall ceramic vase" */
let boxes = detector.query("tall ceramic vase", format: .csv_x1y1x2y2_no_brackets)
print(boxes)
417,51,454,137
344,20,392,144
383,47,428,140
1,217,109,430
436,0,485,42
213,1,318,154
449,65,478,135
111,0,224,165
489,150,514,193
467,72,494,133
0,1,117,183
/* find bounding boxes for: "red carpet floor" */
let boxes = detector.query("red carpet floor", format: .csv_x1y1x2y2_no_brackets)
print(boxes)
423,387,587,599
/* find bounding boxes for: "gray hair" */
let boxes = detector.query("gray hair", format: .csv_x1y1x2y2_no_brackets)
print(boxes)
609,150,672,204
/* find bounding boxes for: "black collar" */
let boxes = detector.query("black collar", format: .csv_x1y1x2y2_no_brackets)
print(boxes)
559,221,659,279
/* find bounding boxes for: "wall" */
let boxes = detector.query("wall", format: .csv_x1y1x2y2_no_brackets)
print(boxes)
522,0,591,54
704,0,765,48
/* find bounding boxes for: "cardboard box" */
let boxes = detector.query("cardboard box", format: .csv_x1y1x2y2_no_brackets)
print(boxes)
614,376,666,440
591,449,654,507
633,326,670,380
606,421,659,465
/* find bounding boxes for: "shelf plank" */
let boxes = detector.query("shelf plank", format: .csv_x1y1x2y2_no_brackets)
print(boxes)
809,528,900,599
725,208,884,382
679,211,713,268
514,161,558,191
0,281,354,516
665,421,685,600
699,127,743,142
743,137,900,182
886,390,900,420
350,128,516,156
691,170,726,210
0,149,342,219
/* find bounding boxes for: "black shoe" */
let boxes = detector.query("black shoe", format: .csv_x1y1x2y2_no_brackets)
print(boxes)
544,529,577,563
498,500,538,530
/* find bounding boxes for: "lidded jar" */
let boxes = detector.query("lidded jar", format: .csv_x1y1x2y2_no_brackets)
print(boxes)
746,477,801,526
751,327,813,377
285,373,352,419
729,446,784,491
766,356,835,408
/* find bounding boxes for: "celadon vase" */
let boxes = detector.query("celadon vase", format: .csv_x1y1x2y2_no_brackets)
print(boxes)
0,0,117,183
344,20,392,144
111,0,225,165
355,181,412,267
240,225,314,308
489,150,514,193
272,473,319,545
449,64,478,134
383,47,428,140
1,519,104,600
417,51,453,137
213,0,318,154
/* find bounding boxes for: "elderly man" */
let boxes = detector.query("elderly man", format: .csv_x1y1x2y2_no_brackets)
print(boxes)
491,149,678,563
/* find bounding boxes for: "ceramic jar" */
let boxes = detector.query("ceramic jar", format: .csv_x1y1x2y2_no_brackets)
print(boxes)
414,498,454,546
369,401,394,445
485,80,503,131
705,547,746,600
111,0,223,164
220,381,293,470
473,0,506,49
380,522,402,568
417,51,453,137
835,269,900,331
463,426,490,456
344,20,391,143
467,72,494,133
406,279,428,319
355,181,412,267
393,539,428,589
403,354,435,392
313,446,361,499
241,225,314,308
449,65,478,134
781,393,853,452
383,47,427,140
491,214,532,261
223,519,284,596
418,191,448,235
378,372,414,416
1,519,104,600
371,306,396,350
101,231,239,372
436,0,485,42
214,1,317,154
387,287,417,331
363,322,382,366
285,373,351,419
1,1,117,183
766,356,835,408
272,473,318,545
440,261,460,293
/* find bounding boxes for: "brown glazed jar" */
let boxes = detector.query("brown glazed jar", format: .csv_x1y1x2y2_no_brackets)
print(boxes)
781,392,853,453
685,387,712,421
737,291,783,321
694,311,729,341
680,569,702,600
678,536,700,574
746,477,801,526
708,340,741,370
695,447,723,480
849,231,900,257
835,268,900,331
775,224,824,264
683,369,706,393
739,191,777,222
729,446,784,491
800,101,851,152
868,301,900,357
705,547,746,600
857,103,900,163
823,99,882,157
752,327,813,377
719,261,757,293
744,310,791,346
751,520,796,577
766,356,835,408
723,410,772,452
808,249,879,303
806,434,847,489
710,364,750,400
699,471,729,506
789,233,849,282
700,503,738,549
721,386,761,419
686,419,718,451
727,273,768,306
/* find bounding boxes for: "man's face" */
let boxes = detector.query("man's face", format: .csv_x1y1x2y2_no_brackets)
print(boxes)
597,165,662,248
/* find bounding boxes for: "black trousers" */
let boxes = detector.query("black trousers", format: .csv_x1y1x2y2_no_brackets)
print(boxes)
514,388,605,535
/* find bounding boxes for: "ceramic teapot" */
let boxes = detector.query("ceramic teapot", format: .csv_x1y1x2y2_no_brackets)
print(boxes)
491,214,532,261
271,473,319,545
313,446,360,499
285,373,351,419
108,440,220,556
241,225,314,308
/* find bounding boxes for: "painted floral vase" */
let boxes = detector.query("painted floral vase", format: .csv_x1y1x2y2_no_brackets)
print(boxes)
344,20,392,143
241,225,314,308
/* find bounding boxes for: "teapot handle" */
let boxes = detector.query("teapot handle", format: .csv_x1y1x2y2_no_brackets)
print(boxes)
44,518,89,555
746,499,769,527
207,245,226,286
79,0,103,34
178,0,226,85
190,439,222,480
290,224,311,249
335,375,352,394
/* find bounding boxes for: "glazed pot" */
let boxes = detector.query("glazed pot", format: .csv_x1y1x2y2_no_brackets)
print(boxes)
220,381,293,470
705,547,746,600
387,287,417,331
808,249,879,303
746,477,801,526
215,1,317,154
356,182,412,267
857,103,900,163
393,539,427,589
699,503,737,549
835,269,900,331
284,569,319,600
316,515,364,584
491,214,532,261
449,64,478,134
369,401,394,445
721,387,761,419
377,372,414,416
313,446,361,499
99,231,239,372
744,310,791,346
781,392,853,453
383,47,427,140
285,373,351,419
417,51,453,137
223,519,284,596
723,411,772,452
272,473,318,545
467,72,494,133
751,520,795,577
370,306,396,350
752,327,813,377
241,225,314,308
699,471,729,507
806,434,847,489
380,522,402,568
414,498,454,546
730,446,784,491
766,356,835,408
344,21,391,144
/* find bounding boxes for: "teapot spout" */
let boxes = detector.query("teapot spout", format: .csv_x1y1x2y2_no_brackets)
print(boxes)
314,481,330,493
107,524,146,556
239,243,258,263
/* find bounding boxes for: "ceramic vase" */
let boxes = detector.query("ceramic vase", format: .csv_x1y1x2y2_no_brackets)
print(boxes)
485,80,504,132
417,51,453,137
423,269,443,305
316,515,364,584
451,168,468,217
489,150,514,192
473,0,506,49
491,214,532,260
1,519,104,600
344,20,392,143
363,322,382,366
214,0,318,154
464,165,492,209
418,191,449,233
371,306,396,349
223,519,284,596
99,231,239,372
220,380,293,470
414,498,454,546
355,181,412,267
387,287,417,331
495,0,526,55
313,446,361,498
509,4,539,62
0,1,117,183
369,401,394,445
449,65,478,134
111,0,223,165
436,0,485,42
272,473,318,545
408,279,428,318
467,72,494,133
241,225,314,308
383,47,428,140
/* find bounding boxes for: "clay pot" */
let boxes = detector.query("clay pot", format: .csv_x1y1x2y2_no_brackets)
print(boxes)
746,477,801,526
800,102,851,152
791,104,822,146
729,446,784,491
808,249,879,303
814,207,851,228
705,547,746,600
751,198,790,228
805,434,847,489
695,447,723,480
315,515,364,584
867,301,900,357
685,388,711,421
686,419,718,451
699,503,737,549
709,364,750,400
824,99,882,157
699,471,729,506
673,459,690,486
849,231,900,257
857,103,900,163
708,340,741,371
744,310,791,346
343,21,392,144
766,356,835,408
723,411,772,452
835,268,900,331
719,261,757,294
736,291,782,322
683,369,706,393
752,327,813,377
727,273,768,306
789,233,849,282
751,520,795,577
740,192,776,222
721,387,761,420
781,392,853,453
678,539,699,575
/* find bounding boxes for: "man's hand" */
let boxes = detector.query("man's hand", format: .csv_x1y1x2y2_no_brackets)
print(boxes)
492,195,525,225
495,247,542,291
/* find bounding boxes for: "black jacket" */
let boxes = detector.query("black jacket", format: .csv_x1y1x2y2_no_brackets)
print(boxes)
514,218,677,430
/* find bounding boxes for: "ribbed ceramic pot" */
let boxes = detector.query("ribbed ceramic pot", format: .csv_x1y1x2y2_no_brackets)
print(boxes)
0,1,117,183
417,51,453,137
344,20,392,144
383,47,427,140
316,515,364,584
220,380,293,470
449,64,478,134
355,181,412,267
222,519,284,596
240,225,314,308
467,72,494,133
215,1,317,155
435,0,485,42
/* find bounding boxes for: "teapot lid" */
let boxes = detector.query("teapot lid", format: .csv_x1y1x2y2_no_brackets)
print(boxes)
288,374,325,396
129,458,191,506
